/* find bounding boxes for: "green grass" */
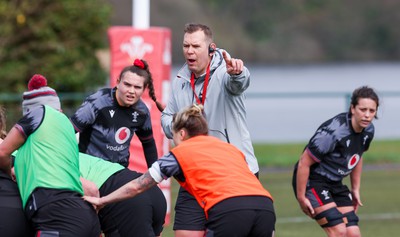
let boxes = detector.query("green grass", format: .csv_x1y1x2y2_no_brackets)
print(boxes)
253,139,400,167
161,140,400,237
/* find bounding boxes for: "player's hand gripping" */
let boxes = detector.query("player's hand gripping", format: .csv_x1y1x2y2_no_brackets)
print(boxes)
298,196,315,218
351,189,363,212
83,195,105,212
223,50,244,75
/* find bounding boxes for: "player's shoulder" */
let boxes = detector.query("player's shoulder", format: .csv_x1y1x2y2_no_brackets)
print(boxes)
317,113,343,130
84,88,113,108
132,99,150,114
89,87,112,99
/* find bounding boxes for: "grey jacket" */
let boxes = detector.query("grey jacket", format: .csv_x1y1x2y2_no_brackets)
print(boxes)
161,49,259,173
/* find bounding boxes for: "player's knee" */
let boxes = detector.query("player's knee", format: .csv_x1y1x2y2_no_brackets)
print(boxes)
343,211,359,227
314,208,345,228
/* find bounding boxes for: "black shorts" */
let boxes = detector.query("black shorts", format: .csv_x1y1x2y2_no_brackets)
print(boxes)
206,196,275,237
0,175,33,237
173,186,206,231
26,188,101,237
292,171,353,208
99,169,167,236
174,171,260,232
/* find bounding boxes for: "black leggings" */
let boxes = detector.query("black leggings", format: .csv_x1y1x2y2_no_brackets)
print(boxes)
0,175,33,237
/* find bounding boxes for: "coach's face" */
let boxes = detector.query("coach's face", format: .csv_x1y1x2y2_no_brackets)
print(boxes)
183,30,211,78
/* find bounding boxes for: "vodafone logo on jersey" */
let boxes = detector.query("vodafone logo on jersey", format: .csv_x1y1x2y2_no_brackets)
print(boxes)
115,127,131,144
347,154,360,169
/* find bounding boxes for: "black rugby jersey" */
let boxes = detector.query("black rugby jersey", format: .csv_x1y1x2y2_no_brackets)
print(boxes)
306,112,374,182
70,87,157,167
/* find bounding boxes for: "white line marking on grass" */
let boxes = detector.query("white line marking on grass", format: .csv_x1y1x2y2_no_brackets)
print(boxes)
278,213,400,224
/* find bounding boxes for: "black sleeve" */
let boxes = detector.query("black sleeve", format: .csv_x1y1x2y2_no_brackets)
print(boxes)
16,106,44,137
141,138,158,168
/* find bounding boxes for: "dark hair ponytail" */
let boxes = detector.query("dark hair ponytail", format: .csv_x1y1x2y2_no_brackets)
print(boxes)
141,60,165,112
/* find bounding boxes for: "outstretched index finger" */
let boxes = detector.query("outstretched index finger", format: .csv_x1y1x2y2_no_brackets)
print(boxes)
222,50,231,65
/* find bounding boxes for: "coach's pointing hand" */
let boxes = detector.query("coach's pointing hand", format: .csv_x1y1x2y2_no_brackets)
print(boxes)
223,50,244,75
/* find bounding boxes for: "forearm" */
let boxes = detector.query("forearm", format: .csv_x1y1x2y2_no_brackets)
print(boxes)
0,150,10,169
100,171,157,206
350,159,363,192
296,150,315,200
0,138,9,170
0,157,11,175
296,163,310,200
225,67,250,95
142,138,158,168
0,142,12,175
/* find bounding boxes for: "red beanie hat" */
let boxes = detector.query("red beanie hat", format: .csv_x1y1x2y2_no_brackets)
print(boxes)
28,74,48,91
22,74,60,115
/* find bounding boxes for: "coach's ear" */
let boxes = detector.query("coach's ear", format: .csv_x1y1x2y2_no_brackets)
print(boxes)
208,43,216,56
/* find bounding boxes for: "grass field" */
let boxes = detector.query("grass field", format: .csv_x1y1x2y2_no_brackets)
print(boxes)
160,140,400,237
253,139,400,167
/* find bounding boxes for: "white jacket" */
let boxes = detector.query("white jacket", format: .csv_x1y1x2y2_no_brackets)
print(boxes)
161,49,259,174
